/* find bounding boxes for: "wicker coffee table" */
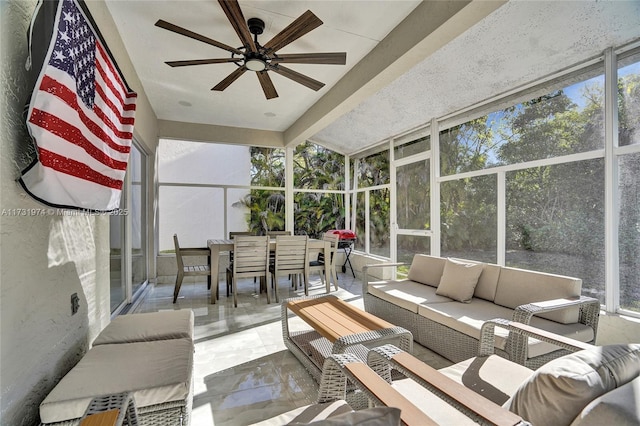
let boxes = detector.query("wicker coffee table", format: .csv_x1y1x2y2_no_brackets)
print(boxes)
282,294,413,382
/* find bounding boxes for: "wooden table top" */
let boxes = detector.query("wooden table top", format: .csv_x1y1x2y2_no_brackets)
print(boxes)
287,295,394,343
80,409,120,426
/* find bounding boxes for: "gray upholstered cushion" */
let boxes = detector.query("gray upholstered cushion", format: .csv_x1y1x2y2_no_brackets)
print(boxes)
417,299,594,358
93,309,194,345
290,407,401,425
504,344,640,426
407,255,446,287
40,338,194,423
368,280,452,313
391,378,479,425
494,266,581,324
435,258,485,303
472,262,501,302
571,376,640,426
439,354,534,405
251,401,354,425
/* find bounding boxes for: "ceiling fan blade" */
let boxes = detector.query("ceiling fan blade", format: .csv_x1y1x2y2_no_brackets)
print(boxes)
263,10,323,54
269,64,325,91
166,58,242,67
212,66,247,91
155,19,243,55
218,0,257,52
271,52,347,65
256,71,278,100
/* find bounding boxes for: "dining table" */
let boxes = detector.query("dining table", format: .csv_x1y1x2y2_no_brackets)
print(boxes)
207,238,332,304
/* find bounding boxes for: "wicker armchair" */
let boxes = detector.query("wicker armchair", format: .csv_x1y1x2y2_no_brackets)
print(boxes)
363,321,639,426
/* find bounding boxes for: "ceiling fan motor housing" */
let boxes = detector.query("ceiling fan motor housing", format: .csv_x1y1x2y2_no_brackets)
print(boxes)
248,18,265,36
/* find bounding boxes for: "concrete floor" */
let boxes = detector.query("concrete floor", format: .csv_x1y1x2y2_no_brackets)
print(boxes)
133,272,451,425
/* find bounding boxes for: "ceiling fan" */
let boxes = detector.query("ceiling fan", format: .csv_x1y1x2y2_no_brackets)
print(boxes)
155,0,347,100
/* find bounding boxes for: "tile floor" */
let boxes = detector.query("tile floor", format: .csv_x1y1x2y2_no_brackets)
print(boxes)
133,272,451,425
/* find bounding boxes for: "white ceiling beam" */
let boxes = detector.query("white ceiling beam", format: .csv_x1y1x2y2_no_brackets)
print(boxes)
158,119,284,147
283,0,507,147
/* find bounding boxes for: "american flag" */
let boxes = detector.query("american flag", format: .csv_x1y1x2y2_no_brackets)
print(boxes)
19,0,137,211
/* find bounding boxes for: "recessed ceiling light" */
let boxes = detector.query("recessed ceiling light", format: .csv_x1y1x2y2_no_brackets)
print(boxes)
264,112,276,117
178,100,192,107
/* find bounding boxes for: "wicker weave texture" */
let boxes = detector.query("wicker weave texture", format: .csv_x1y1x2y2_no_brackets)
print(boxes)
81,393,138,426
364,291,599,369
282,295,413,384
41,403,188,426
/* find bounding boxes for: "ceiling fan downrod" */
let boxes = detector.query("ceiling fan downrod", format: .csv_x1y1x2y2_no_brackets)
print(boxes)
244,18,268,71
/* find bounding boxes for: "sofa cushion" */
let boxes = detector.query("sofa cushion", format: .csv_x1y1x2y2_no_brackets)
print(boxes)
391,378,478,425
494,266,581,324
40,338,194,423
291,407,401,425
92,309,194,345
439,355,535,405
407,255,446,287
503,344,640,426
368,280,452,313
435,258,485,303
417,299,594,358
251,401,354,425
571,376,640,426
472,262,501,302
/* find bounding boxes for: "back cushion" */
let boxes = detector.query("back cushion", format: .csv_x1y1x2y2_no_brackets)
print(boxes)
494,266,582,323
504,344,640,426
571,376,640,426
449,258,501,302
407,255,446,287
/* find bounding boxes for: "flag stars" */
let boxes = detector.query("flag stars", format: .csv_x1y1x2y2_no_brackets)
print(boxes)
62,11,74,23
59,30,70,43
53,50,66,62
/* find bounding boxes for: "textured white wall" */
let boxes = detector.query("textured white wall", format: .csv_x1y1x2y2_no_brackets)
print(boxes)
0,2,111,424
0,1,158,424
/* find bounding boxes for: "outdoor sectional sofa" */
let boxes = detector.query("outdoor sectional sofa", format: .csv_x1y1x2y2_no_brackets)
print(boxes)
255,320,640,425
39,310,194,426
362,254,601,368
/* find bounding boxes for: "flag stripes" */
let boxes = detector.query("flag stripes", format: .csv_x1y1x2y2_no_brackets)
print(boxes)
20,0,137,211
39,148,123,189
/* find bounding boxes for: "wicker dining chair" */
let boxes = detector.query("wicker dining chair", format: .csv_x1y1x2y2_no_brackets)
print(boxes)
173,234,211,303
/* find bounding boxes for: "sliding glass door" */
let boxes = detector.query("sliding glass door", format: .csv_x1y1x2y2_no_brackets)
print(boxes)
110,142,148,313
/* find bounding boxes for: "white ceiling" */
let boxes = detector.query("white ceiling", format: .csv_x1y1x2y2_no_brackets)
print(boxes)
105,1,640,156
105,0,421,130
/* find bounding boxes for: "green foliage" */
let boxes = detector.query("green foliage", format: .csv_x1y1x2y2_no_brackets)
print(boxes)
358,151,390,187
233,189,285,234
250,147,285,187
241,142,345,236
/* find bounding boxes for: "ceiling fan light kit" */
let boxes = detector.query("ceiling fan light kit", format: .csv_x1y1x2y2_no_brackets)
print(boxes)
155,0,347,100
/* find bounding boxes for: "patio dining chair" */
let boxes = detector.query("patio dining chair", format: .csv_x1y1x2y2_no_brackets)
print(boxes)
309,232,340,292
270,235,309,303
265,230,292,236
172,234,211,303
228,231,255,296
226,235,270,307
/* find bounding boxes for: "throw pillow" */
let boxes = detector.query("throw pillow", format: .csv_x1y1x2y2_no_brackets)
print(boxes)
503,344,640,426
571,376,640,426
435,258,484,303
289,407,401,426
